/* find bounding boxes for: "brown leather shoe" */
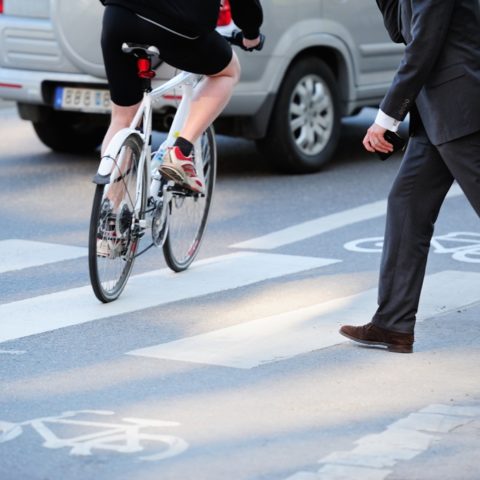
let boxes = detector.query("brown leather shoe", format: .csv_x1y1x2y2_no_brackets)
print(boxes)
339,322,414,353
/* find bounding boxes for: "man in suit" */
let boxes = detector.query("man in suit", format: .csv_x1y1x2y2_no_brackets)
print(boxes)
339,0,480,353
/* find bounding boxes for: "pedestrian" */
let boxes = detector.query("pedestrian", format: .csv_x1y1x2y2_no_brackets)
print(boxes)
339,0,480,353
98,0,263,194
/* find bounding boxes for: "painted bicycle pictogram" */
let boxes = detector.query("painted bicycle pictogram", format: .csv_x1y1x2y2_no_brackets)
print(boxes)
0,410,188,461
344,231,480,263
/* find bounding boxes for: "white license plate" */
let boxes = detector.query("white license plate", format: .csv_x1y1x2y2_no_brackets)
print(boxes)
54,87,111,113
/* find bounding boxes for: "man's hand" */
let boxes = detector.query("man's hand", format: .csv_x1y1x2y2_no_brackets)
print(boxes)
363,123,393,154
242,36,261,50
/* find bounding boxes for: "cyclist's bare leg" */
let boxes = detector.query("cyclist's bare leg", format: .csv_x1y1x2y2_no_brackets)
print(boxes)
101,101,141,209
179,52,241,143
101,101,142,156
160,53,240,193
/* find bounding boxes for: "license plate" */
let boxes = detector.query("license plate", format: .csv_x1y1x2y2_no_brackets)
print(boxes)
54,87,111,113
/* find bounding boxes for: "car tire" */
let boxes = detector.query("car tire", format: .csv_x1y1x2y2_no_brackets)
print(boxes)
32,110,105,154
257,57,341,174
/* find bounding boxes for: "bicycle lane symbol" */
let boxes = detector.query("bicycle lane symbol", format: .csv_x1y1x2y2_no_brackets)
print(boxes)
344,232,480,263
0,410,188,462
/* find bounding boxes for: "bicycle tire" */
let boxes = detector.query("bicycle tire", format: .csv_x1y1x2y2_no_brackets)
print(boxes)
163,126,217,272
88,134,147,302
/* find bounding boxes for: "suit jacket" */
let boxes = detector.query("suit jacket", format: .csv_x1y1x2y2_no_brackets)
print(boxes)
376,0,480,145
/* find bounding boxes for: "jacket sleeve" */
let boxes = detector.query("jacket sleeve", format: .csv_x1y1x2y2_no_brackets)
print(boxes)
229,0,263,40
375,0,404,44
380,0,456,121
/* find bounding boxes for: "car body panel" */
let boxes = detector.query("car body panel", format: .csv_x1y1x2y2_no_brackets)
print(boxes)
0,0,402,114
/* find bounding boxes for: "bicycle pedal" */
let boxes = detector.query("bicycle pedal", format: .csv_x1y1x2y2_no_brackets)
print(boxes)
170,185,202,197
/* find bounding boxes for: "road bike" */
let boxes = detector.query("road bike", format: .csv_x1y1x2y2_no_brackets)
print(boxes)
88,34,264,303
88,44,217,303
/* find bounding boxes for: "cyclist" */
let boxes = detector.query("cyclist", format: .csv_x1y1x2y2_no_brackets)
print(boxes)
98,0,264,194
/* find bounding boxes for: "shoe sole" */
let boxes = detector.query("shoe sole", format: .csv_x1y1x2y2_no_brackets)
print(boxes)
339,331,413,353
160,165,186,184
159,165,204,194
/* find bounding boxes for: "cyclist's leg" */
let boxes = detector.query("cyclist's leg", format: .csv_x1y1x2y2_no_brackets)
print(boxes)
151,28,239,146
100,6,147,156
102,102,142,156
179,52,241,143
159,54,239,193
157,30,238,192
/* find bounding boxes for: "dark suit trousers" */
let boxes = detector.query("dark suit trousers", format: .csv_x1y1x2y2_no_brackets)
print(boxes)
371,129,480,333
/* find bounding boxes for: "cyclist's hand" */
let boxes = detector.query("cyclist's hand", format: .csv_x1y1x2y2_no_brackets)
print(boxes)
243,36,261,50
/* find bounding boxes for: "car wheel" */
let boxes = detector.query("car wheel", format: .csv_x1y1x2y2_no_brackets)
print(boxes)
257,57,341,173
32,110,105,154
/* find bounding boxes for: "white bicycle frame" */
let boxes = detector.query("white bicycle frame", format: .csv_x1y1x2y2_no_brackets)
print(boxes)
95,70,204,223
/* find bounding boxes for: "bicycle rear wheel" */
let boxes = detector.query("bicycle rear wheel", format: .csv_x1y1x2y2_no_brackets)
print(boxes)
88,134,147,302
163,126,217,272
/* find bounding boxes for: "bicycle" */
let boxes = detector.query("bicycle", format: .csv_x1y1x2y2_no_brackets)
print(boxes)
88,33,264,303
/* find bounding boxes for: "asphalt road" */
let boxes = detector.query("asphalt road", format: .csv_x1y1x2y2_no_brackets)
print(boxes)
0,106,479,480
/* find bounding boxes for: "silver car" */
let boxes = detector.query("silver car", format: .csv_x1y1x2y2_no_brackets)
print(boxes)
0,0,403,172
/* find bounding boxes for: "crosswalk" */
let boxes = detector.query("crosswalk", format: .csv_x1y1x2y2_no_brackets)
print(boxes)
0,181,477,359
0,251,337,344
127,270,480,368
2,109,479,478
0,239,87,274
1,236,480,366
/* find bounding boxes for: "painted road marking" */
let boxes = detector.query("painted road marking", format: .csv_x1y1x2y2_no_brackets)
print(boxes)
0,239,87,274
231,183,464,250
344,231,480,263
127,270,480,368
286,403,480,480
0,410,188,461
0,252,338,344
0,349,26,355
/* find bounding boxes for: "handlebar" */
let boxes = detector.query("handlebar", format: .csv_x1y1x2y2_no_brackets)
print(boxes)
225,30,266,52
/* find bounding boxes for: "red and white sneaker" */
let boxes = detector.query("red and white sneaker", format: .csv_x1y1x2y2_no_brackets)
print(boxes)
159,146,205,194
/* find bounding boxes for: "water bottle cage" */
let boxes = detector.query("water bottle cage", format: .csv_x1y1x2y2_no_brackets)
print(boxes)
137,58,156,79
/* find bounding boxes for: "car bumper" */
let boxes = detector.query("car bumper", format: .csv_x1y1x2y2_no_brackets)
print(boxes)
0,68,104,104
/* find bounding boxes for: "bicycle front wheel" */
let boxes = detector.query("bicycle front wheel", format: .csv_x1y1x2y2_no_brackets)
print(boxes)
88,134,147,302
163,126,217,272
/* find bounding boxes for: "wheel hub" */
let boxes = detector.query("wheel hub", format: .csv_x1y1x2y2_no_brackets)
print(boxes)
289,74,334,156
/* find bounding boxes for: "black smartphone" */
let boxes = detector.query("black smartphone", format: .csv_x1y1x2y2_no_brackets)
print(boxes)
377,130,406,161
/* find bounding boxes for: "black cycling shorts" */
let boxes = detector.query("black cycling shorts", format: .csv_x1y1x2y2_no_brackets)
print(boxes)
101,5,233,106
